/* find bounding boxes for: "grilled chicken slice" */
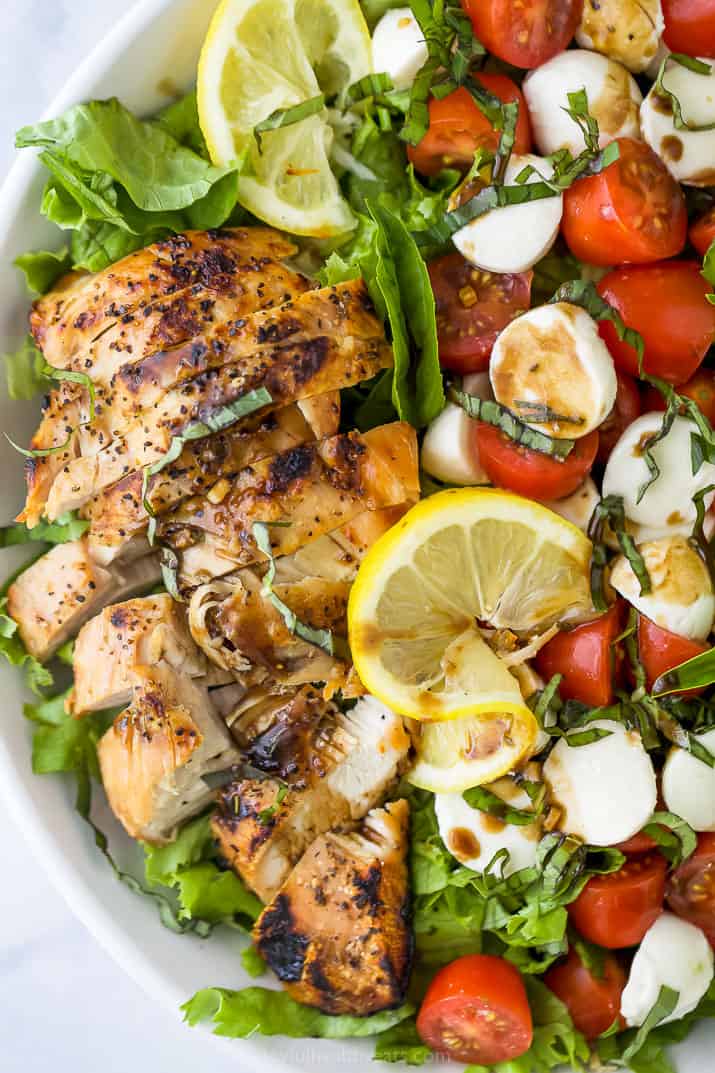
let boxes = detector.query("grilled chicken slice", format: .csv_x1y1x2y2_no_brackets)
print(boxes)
254,799,412,1015
6,539,159,662
163,422,419,584
98,663,239,844
30,228,308,381
70,593,224,714
82,394,340,565
212,695,410,902
41,287,391,521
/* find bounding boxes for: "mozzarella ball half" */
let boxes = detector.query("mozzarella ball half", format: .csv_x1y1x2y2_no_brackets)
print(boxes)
371,8,428,92
610,536,715,641
641,58,715,186
621,913,714,1027
421,402,489,486
453,154,563,275
543,477,600,532
576,0,664,73
489,303,617,439
662,728,715,832
435,780,541,877
523,50,642,157
602,412,715,530
544,720,657,845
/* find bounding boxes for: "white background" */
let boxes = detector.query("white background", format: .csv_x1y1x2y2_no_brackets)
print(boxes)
0,4,246,1070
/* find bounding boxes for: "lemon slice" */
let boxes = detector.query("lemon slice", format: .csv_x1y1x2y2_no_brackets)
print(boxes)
197,0,371,236
348,487,592,722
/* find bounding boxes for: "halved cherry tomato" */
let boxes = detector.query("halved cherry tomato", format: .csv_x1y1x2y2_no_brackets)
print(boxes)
638,614,710,696
667,833,715,947
535,604,622,708
568,854,667,949
597,372,642,463
408,75,531,177
597,262,715,385
545,947,627,1039
462,0,583,68
663,0,715,57
643,368,715,425
473,426,599,501
416,954,533,1065
616,830,658,855
428,254,533,373
562,138,687,266
690,205,715,257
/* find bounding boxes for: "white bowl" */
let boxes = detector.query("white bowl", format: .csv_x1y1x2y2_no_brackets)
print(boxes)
0,3,711,1071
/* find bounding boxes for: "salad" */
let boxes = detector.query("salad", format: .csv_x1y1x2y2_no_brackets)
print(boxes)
3,0,715,1069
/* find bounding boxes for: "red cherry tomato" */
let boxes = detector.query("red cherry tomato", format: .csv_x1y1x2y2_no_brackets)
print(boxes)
616,830,658,855
408,75,531,178
534,604,622,708
545,947,627,1039
597,372,642,463
416,954,533,1065
667,833,715,947
428,254,533,373
638,614,710,696
663,0,715,57
597,262,715,385
562,138,687,266
568,854,667,949
643,368,715,425
690,205,715,257
473,426,599,501
462,0,583,68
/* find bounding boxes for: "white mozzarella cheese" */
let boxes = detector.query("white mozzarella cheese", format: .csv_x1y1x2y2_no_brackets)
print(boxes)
489,303,617,439
371,8,428,92
576,0,664,73
544,478,600,532
453,154,563,275
602,412,715,530
621,913,714,1027
610,536,715,641
544,720,657,846
523,50,642,157
662,729,715,832
435,781,541,876
641,57,715,186
421,403,489,486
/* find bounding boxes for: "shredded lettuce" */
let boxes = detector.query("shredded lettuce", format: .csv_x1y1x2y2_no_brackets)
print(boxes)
14,247,71,294
3,335,48,400
0,511,88,547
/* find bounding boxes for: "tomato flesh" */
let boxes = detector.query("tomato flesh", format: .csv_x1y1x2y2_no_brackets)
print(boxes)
462,0,584,68
545,947,627,1039
667,833,715,947
473,426,599,501
408,75,531,177
663,0,715,57
428,253,533,372
690,205,715,257
563,138,687,266
638,615,710,696
568,854,667,949
597,262,715,385
597,372,642,463
616,830,658,855
417,954,533,1065
535,605,622,708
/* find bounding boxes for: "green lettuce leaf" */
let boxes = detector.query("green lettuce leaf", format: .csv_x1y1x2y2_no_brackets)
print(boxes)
182,986,414,1039
3,335,48,400
240,945,267,979
0,511,88,547
154,90,209,157
24,686,110,777
373,1018,432,1065
359,0,404,31
14,247,71,294
0,595,53,694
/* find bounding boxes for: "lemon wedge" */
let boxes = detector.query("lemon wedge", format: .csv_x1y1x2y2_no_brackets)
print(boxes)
348,487,592,722
197,0,371,236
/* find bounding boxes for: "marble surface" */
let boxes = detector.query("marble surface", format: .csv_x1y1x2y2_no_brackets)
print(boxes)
0,4,245,1070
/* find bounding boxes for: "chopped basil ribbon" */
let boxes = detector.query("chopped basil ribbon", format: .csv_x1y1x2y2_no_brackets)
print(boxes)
536,833,624,901
42,363,96,422
653,645,715,698
160,547,183,603
531,673,563,730
462,781,545,826
141,387,272,541
5,431,73,458
257,783,289,825
587,494,651,612
448,383,575,459
513,400,585,426
654,54,715,133
620,986,680,1065
643,810,697,866
253,521,342,658
341,72,395,109
253,94,326,152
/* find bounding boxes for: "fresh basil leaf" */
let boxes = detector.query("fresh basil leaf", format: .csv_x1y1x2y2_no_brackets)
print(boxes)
587,494,651,612
643,811,698,866
14,247,71,294
3,335,49,401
